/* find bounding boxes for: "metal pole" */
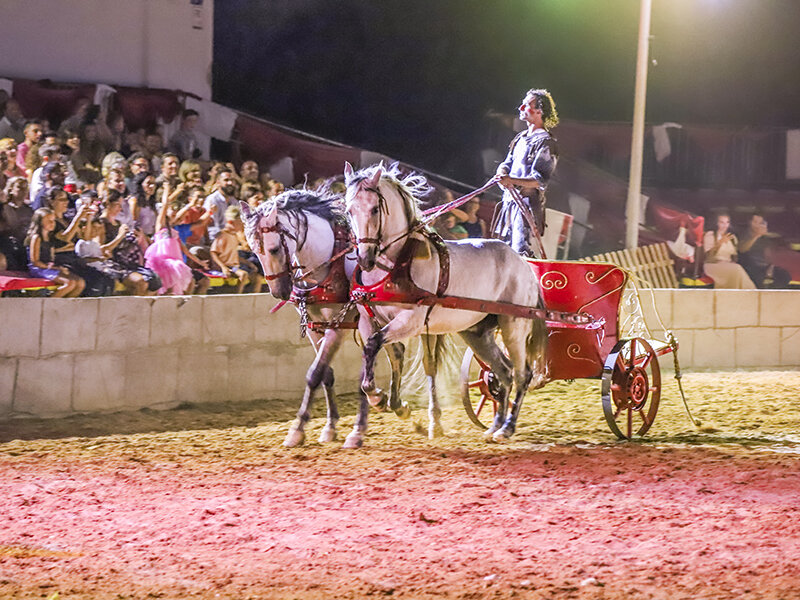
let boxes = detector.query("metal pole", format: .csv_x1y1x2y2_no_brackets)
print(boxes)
625,0,652,249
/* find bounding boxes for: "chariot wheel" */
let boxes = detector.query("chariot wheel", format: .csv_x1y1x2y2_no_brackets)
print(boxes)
601,337,661,440
460,348,500,430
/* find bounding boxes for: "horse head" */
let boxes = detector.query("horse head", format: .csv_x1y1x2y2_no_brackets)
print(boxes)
344,162,423,272
240,199,294,300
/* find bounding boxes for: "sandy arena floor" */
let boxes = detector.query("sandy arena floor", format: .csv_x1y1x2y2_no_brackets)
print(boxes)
0,370,799,599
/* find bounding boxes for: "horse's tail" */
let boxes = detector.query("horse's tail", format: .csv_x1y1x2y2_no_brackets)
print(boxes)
526,317,549,385
399,333,463,406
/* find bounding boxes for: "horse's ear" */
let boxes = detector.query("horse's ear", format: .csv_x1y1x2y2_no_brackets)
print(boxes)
239,201,252,220
367,166,383,190
344,161,355,185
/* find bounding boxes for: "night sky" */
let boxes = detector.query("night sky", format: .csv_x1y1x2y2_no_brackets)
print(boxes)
214,0,800,182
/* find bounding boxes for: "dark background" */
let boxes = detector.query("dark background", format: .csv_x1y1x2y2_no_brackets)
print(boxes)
214,0,800,182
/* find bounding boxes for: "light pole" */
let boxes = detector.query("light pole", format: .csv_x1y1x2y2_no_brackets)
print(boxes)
625,0,652,249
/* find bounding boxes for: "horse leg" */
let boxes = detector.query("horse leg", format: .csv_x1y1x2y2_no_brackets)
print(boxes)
318,364,339,443
493,318,548,442
421,334,443,439
343,389,371,449
458,327,513,440
386,342,411,419
284,328,343,447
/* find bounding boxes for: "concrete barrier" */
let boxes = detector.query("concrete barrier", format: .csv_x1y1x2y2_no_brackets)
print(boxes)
1,290,798,419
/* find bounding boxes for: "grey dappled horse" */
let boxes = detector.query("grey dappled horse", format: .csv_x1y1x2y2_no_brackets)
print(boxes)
344,163,548,444
240,190,409,448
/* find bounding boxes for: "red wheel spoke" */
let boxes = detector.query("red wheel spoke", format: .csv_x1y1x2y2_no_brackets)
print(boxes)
628,339,638,369
614,405,623,419
627,409,633,439
475,395,488,417
468,379,484,389
639,351,652,369
639,410,651,426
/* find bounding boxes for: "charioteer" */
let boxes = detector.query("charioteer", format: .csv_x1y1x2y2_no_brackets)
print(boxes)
493,88,559,257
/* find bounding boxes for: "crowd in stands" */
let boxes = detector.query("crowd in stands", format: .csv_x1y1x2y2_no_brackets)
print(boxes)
0,98,298,296
0,93,793,296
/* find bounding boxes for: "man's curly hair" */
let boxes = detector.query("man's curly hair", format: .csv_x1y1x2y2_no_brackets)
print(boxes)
526,88,559,130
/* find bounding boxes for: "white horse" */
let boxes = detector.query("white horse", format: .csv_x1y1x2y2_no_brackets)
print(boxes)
240,190,409,448
344,163,548,445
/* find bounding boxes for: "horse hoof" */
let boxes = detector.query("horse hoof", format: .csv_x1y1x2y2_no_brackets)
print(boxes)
366,388,387,409
394,403,412,420
483,427,499,442
342,433,364,449
492,428,513,443
318,426,337,443
283,427,306,448
428,424,444,439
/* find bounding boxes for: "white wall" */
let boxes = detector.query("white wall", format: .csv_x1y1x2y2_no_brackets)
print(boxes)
0,290,798,420
0,0,213,99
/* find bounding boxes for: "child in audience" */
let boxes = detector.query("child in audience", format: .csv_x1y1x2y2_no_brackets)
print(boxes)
25,208,84,297
210,205,264,294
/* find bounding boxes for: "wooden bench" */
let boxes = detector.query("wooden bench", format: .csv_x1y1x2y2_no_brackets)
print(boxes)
583,242,679,288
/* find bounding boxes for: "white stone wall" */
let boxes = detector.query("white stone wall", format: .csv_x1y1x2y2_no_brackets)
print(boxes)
0,295,368,419
1,290,798,420
640,289,800,369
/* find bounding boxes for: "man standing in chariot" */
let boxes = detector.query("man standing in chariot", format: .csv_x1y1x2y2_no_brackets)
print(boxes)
493,88,559,257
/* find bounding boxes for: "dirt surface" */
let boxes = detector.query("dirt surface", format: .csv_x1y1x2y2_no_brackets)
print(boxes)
1,371,799,599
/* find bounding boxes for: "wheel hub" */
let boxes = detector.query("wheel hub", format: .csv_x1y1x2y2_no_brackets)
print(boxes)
625,366,649,410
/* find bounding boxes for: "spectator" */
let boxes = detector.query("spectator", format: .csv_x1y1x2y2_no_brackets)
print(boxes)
204,167,238,241
125,152,152,194
240,160,261,186
98,112,129,156
128,172,158,238
451,195,488,238
0,99,25,143
0,176,33,270
178,159,203,186
141,131,164,173
16,120,43,173
241,182,265,209
210,205,264,294
702,212,755,289
101,152,127,180
167,109,202,161
88,190,159,295
30,146,63,208
435,211,468,240
57,97,92,138
173,185,213,246
61,128,95,187
25,208,84,297
155,152,180,197
144,195,196,295
263,178,285,199
738,213,791,289
79,122,107,168
48,187,114,296
104,168,134,226
0,138,26,179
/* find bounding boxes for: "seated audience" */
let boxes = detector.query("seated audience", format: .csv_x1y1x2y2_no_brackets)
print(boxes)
0,99,25,143
435,211,468,240
204,167,238,241
167,109,202,161
16,120,43,174
0,138,26,179
702,212,755,289
451,195,488,238
0,176,33,270
210,205,264,294
738,213,792,289
25,208,85,297
88,190,160,295
128,172,158,238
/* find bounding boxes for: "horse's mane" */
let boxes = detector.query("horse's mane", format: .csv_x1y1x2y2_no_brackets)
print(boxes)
244,188,346,248
347,162,433,219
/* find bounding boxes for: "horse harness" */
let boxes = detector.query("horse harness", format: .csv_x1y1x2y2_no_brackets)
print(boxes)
350,229,451,323
290,221,359,334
